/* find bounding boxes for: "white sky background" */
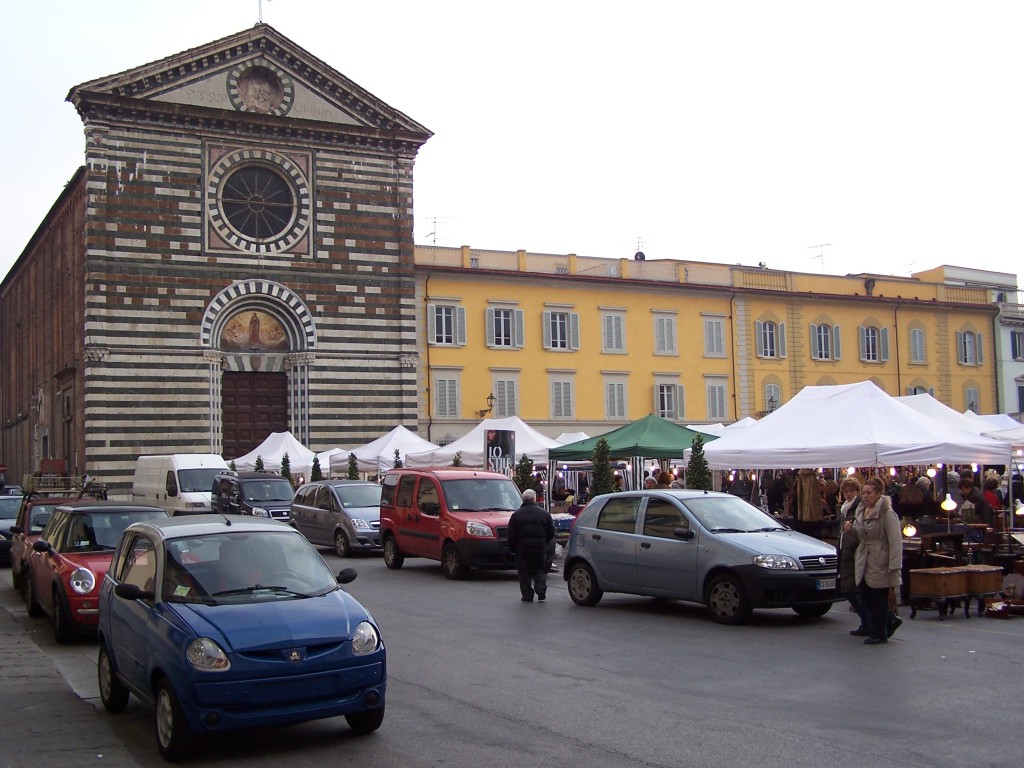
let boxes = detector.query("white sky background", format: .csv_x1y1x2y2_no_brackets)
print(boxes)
3,0,1022,287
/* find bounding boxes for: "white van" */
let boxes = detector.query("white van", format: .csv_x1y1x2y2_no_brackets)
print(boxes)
132,454,229,516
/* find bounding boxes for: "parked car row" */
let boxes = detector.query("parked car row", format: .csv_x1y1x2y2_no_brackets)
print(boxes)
5,492,386,761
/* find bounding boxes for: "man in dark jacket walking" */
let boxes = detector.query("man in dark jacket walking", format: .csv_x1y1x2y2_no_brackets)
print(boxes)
507,488,555,602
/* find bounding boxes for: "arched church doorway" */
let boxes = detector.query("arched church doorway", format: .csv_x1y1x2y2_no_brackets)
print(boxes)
218,309,291,458
202,283,317,460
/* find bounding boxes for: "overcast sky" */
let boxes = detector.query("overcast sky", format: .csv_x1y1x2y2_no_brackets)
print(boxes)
4,1,1022,289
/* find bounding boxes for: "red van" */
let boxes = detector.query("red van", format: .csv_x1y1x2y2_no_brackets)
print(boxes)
379,468,523,579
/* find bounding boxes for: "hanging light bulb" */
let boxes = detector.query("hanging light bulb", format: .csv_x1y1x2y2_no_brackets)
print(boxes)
926,467,937,478
941,493,957,512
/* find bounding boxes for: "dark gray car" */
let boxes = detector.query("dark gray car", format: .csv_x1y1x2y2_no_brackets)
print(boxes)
291,480,382,557
564,489,839,624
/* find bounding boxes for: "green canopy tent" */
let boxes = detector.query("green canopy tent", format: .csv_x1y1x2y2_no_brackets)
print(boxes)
547,414,718,494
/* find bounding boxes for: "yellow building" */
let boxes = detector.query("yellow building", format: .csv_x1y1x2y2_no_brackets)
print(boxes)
414,246,996,444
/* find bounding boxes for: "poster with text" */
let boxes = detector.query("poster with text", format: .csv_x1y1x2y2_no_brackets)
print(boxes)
486,430,516,476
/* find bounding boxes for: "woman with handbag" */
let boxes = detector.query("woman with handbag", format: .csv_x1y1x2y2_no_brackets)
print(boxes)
847,476,903,645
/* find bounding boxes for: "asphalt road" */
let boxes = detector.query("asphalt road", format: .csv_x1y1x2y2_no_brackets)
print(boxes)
3,546,1022,768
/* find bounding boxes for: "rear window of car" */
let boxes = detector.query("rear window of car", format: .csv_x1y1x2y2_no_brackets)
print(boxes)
596,496,640,533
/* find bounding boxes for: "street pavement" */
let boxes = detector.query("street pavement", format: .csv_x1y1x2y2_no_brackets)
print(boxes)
0,584,143,767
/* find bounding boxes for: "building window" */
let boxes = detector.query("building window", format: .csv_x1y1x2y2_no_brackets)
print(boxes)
858,325,889,362
965,386,980,412
206,147,310,254
434,376,460,418
429,304,466,346
486,307,524,348
655,383,685,420
810,323,841,361
550,379,575,419
909,328,926,364
654,314,677,355
602,313,626,353
1011,330,1024,361
605,380,627,420
543,311,580,351
765,383,781,413
494,379,518,417
755,321,786,359
706,379,727,420
703,316,726,357
956,330,983,365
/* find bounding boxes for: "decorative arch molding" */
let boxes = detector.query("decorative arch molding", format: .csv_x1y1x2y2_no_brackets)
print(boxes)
814,375,838,386
200,280,317,351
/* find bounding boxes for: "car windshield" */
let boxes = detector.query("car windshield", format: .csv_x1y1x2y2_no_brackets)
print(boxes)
336,485,382,508
0,496,22,520
162,530,338,604
242,480,295,503
66,510,168,552
178,468,222,493
440,477,523,511
680,496,785,533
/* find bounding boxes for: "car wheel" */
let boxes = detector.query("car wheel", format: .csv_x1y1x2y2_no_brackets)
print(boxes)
705,573,752,625
25,575,44,617
334,530,351,558
792,602,833,618
382,536,404,569
345,702,385,735
155,678,195,762
567,562,603,606
98,644,130,713
52,588,74,644
441,542,467,580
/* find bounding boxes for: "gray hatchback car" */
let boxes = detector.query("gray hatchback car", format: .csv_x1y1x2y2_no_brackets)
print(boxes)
291,480,382,557
564,490,839,624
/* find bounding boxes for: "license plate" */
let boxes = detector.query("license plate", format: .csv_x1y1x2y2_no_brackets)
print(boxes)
816,577,836,590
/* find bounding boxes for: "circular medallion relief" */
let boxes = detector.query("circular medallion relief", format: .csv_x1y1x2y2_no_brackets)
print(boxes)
228,60,294,116
207,148,310,254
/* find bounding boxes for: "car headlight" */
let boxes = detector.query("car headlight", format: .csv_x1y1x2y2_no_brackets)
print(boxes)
250,506,271,517
187,637,231,671
350,517,371,530
70,567,96,594
351,621,380,656
465,520,493,537
752,554,800,570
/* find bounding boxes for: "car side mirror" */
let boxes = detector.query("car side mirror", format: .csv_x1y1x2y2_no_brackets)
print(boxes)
336,567,357,585
420,501,440,515
32,539,52,553
673,527,695,541
10,524,21,534
114,582,154,601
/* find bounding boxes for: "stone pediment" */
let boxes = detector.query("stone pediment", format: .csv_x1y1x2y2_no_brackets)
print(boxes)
67,24,430,139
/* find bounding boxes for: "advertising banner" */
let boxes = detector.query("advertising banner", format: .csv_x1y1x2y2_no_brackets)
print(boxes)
485,430,516,476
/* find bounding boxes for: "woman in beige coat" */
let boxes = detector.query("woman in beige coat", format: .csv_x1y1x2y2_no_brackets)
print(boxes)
851,476,902,645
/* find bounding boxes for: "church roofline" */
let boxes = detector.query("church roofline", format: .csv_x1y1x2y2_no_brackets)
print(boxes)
66,23,432,138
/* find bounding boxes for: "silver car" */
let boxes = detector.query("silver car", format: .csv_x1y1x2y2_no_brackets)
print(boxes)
564,490,838,624
291,480,382,557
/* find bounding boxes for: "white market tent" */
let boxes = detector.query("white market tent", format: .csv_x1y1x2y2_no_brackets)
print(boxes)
703,381,1012,469
964,411,1023,431
555,431,590,444
896,393,997,436
232,431,316,476
405,416,561,468
329,425,439,475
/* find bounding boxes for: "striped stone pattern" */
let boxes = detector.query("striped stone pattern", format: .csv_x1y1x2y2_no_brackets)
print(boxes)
78,115,421,493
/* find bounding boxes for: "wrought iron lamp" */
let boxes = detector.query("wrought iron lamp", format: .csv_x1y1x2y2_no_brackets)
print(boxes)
477,393,496,418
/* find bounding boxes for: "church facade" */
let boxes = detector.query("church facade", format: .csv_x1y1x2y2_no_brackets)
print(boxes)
0,25,431,493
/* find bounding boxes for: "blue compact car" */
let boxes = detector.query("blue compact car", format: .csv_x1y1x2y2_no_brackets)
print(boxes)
97,516,386,761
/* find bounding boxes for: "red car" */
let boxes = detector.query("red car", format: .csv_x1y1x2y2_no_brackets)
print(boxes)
26,501,167,642
10,496,80,602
